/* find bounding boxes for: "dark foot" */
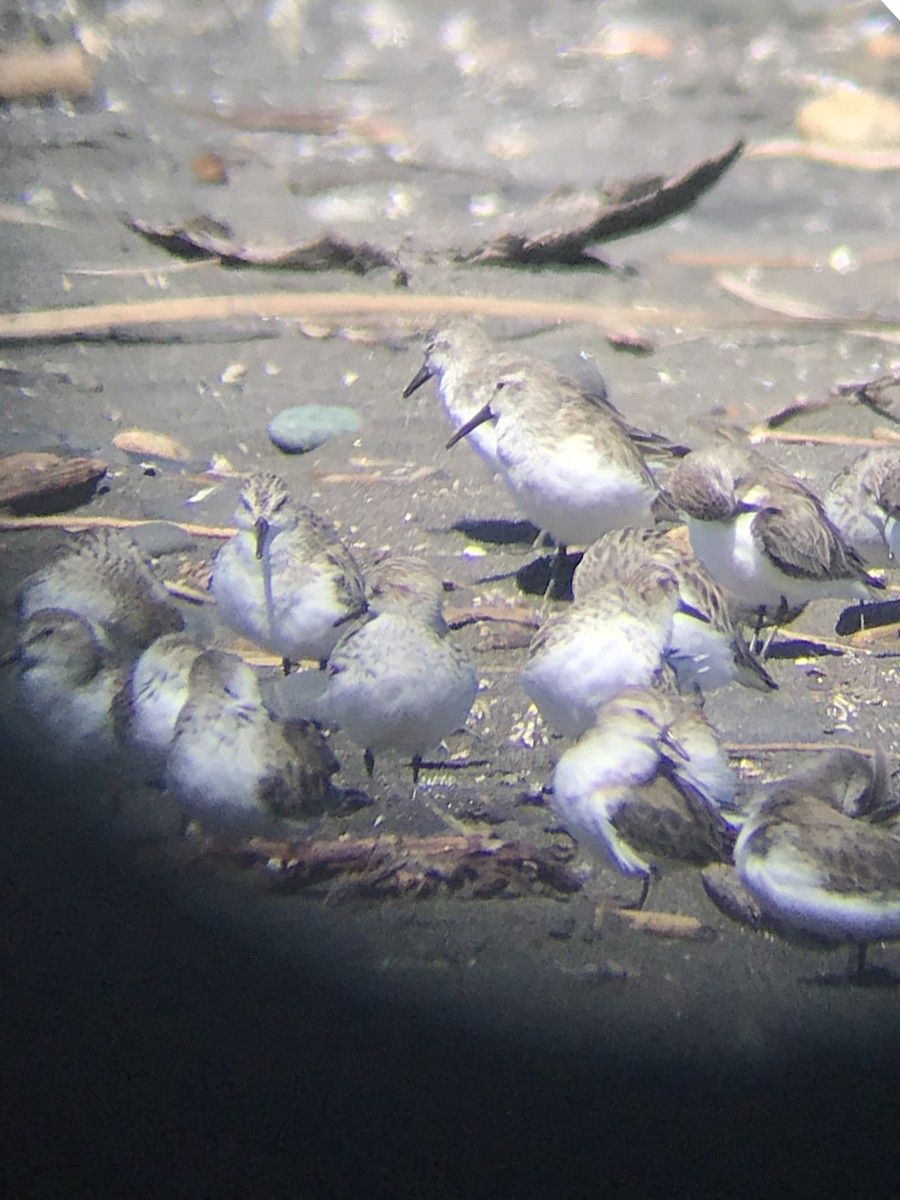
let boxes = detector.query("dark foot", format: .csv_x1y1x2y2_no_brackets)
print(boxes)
617,874,651,911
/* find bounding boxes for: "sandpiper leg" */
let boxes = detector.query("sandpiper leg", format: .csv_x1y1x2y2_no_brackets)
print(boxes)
618,873,651,911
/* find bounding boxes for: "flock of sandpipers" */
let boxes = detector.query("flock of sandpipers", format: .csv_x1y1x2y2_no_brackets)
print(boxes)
7,318,900,978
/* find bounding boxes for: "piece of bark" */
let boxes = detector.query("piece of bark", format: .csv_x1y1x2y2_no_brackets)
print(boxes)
233,833,582,901
0,452,106,514
0,43,94,101
460,140,745,265
125,215,397,274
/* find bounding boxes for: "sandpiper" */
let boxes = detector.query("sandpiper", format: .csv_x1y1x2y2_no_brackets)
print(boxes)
522,561,687,739
17,527,185,652
446,359,676,552
403,319,688,469
734,764,900,977
164,648,338,837
666,445,883,637
15,607,131,762
314,556,479,785
824,446,900,569
116,632,207,766
211,472,367,672
552,686,736,909
573,526,776,693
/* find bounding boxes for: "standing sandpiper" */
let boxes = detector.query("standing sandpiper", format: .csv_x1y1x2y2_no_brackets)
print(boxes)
315,556,479,787
446,358,676,557
404,319,688,470
211,472,367,672
552,686,737,909
666,446,883,642
735,763,900,978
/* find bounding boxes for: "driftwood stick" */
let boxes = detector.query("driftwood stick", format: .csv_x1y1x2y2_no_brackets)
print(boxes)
749,429,900,448
0,43,94,100
745,140,900,171
0,513,234,539
2,291,900,344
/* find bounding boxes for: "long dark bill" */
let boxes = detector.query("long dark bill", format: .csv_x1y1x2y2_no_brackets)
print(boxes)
255,516,270,560
402,363,434,398
446,404,493,449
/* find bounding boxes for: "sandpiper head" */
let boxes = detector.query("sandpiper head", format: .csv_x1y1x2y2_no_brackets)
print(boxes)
365,555,447,626
186,648,261,705
403,320,489,398
17,608,106,679
444,361,530,449
667,452,742,522
234,472,294,555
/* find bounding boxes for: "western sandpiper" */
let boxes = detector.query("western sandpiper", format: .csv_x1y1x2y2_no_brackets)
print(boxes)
824,446,900,569
404,319,688,469
315,556,479,785
446,358,676,557
164,648,338,836
734,765,900,976
17,527,185,652
667,446,883,637
211,472,367,672
15,607,131,762
552,686,736,908
573,526,776,693
522,561,687,739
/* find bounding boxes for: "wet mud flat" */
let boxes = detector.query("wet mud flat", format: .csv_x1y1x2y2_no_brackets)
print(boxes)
2,0,900,1191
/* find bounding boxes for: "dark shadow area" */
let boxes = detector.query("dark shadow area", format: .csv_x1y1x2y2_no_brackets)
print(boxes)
5,740,900,1198
766,636,845,659
515,551,583,600
451,517,543,545
836,597,900,637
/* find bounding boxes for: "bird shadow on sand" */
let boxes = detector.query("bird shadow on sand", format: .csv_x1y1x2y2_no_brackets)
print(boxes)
835,598,900,636
804,965,900,990
452,517,543,545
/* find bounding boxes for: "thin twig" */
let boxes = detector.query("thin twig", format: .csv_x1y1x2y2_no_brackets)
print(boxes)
0,514,234,538
1,290,899,344
727,741,877,756
745,140,900,171
749,429,900,448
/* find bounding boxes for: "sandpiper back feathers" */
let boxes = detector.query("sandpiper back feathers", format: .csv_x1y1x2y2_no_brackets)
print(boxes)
523,561,688,739
573,526,776,693
211,472,367,669
17,526,184,652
